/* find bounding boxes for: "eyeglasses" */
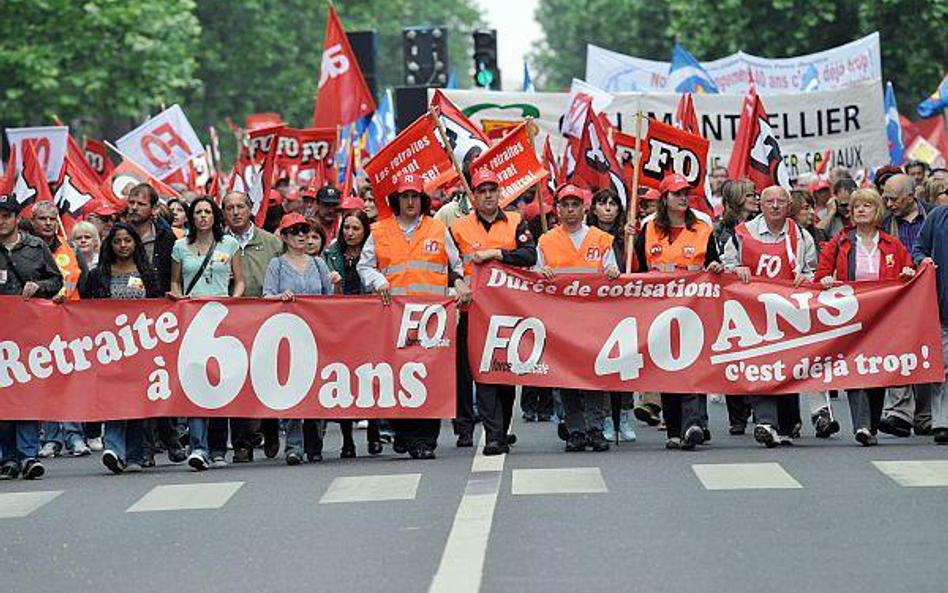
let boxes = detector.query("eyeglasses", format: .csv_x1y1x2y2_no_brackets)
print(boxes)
284,225,311,236
882,194,899,203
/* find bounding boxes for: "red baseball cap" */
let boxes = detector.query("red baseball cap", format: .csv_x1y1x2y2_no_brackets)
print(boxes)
555,183,592,205
472,168,501,189
93,200,124,217
659,173,691,194
807,179,831,193
339,195,365,211
299,186,318,200
395,174,425,194
641,188,661,202
277,212,310,234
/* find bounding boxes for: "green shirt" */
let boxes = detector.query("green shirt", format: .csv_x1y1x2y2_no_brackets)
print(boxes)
172,235,240,297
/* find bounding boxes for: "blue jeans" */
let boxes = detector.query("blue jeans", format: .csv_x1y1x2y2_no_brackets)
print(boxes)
285,419,325,457
0,421,41,467
189,418,209,455
42,422,85,450
933,326,948,430
104,420,145,464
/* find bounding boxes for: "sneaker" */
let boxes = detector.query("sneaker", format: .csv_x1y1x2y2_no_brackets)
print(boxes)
102,450,125,474
285,451,303,466
681,426,704,451
0,464,19,480
87,437,104,452
482,441,509,456
587,428,611,452
602,417,616,441
934,428,948,445
409,446,436,460
729,424,746,436
263,437,280,459
565,431,587,452
38,442,60,459
754,424,779,448
367,440,383,456
125,462,143,473
141,455,156,468
21,459,45,480
854,428,875,447
456,434,474,448
521,412,538,422
878,415,912,438
210,455,228,469
813,412,840,439
778,434,794,446
665,437,681,450
167,444,187,464
633,404,662,427
187,451,209,471
617,411,637,442
232,447,253,463
71,441,92,457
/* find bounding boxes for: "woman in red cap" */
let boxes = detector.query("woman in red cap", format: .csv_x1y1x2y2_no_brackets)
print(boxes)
630,173,723,450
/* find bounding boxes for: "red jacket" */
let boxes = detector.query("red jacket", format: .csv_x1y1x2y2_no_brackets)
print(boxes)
816,229,913,282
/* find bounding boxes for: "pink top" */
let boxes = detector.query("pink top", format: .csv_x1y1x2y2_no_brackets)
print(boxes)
853,233,881,281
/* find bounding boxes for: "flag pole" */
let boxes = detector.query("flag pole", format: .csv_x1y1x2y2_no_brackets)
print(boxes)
430,107,475,211
524,118,548,234
625,111,643,274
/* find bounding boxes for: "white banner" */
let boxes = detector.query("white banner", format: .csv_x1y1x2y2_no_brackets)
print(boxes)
4,126,69,182
437,80,887,178
586,32,881,95
116,104,204,180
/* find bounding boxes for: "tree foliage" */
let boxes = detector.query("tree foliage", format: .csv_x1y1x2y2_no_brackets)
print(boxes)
532,0,948,109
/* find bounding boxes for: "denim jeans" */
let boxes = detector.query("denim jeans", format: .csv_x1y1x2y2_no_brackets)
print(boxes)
42,422,85,450
285,419,325,456
0,421,41,466
189,418,209,454
932,326,948,430
562,390,609,433
104,420,145,464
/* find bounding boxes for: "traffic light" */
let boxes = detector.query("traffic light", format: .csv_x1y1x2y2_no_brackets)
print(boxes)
402,26,450,87
472,29,500,90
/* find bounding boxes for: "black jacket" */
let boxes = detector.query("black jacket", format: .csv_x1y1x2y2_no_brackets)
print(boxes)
81,264,162,299
149,219,176,295
0,233,63,297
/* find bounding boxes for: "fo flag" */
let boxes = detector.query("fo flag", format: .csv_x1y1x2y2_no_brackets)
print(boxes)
5,126,69,182
573,107,628,208
116,105,204,180
470,123,548,208
312,4,376,128
102,158,180,203
275,127,336,170
430,90,489,166
616,119,709,193
364,112,453,220
727,90,790,192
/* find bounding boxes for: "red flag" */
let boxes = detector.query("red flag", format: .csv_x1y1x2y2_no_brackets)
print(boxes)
54,148,112,234
0,147,15,197
228,147,275,224
726,90,791,192
469,123,548,208
573,107,629,208
675,93,700,136
312,5,376,128
560,136,578,184
430,90,490,165
14,140,53,216
537,136,558,215
83,138,114,183
101,158,181,203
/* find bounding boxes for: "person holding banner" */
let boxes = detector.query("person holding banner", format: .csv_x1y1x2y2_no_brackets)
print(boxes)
169,196,246,471
632,173,723,450
537,183,618,453
722,185,819,447
0,193,63,480
452,168,537,456
818,188,916,446
81,223,163,472
357,174,470,460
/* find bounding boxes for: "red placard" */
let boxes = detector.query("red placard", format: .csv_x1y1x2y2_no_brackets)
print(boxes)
468,263,944,394
470,123,548,207
0,297,457,421
275,127,336,169
614,118,710,192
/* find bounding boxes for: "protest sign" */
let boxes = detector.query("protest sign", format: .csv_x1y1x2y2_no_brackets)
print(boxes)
115,105,204,180
469,123,547,207
5,126,69,182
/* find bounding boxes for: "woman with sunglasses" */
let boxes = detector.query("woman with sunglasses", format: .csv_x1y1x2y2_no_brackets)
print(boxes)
263,213,334,465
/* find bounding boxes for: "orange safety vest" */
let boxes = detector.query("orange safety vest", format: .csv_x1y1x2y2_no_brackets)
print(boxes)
374,215,450,296
451,211,522,277
644,219,712,272
538,225,614,273
53,241,81,300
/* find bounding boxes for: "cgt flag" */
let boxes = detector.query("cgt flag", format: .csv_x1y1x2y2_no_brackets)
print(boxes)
312,4,376,128
430,89,490,166
54,148,112,234
726,89,791,192
572,106,628,209
469,122,548,208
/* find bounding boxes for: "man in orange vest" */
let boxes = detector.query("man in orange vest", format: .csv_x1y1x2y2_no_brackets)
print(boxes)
453,168,537,455
357,174,470,459
537,184,619,453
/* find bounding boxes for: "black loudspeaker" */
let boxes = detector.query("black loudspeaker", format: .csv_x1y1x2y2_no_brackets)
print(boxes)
346,30,378,102
394,86,430,133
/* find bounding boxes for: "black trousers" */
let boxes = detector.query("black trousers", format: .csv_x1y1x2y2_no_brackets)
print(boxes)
750,395,801,436
142,417,185,457
338,420,381,445
660,393,707,439
392,419,441,450
520,386,554,417
453,313,475,437
476,382,515,443
726,396,752,428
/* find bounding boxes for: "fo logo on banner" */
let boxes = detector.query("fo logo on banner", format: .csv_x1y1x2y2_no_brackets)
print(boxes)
319,44,350,87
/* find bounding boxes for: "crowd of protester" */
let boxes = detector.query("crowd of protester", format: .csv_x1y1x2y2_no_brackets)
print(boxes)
1,156,948,480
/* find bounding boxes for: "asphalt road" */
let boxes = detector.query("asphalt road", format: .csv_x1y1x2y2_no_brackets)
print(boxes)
3,397,948,593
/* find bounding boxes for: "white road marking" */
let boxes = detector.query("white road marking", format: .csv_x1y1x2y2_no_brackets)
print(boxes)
127,482,244,512
511,467,608,495
319,473,421,504
0,491,63,518
692,463,803,490
873,460,948,487
428,429,504,593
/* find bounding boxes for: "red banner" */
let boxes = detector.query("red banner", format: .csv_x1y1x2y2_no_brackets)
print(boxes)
0,297,457,421
274,127,336,169
470,122,548,208
468,264,944,394
614,119,709,193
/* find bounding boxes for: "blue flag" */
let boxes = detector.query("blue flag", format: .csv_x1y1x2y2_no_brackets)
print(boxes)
364,89,396,157
885,81,905,165
523,61,535,92
668,43,719,94
446,69,458,90
801,64,820,92
917,73,948,118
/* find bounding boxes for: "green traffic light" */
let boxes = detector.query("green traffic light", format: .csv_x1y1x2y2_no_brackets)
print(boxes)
476,69,494,87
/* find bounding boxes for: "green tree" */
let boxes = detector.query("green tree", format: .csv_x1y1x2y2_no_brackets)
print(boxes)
0,0,201,139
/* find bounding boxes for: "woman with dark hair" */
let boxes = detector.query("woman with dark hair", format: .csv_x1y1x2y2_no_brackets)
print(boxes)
304,218,328,256
586,188,636,442
81,223,162,473
632,174,723,450
323,208,383,456
169,196,245,471
166,199,188,235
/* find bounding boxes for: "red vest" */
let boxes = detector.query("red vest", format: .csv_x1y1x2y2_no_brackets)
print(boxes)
735,220,800,280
